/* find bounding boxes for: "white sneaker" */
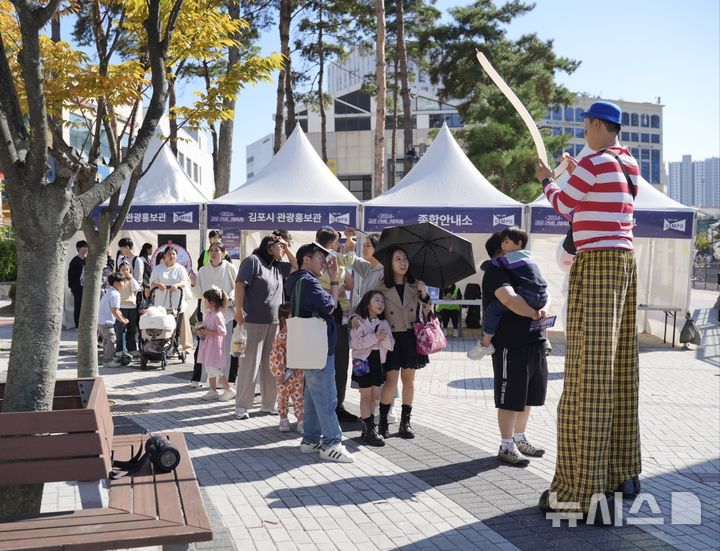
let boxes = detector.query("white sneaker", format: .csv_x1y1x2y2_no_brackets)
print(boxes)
453,329,459,338
467,342,495,360
219,389,236,402
387,406,396,424
299,441,325,454
259,405,278,415
234,407,250,420
296,420,304,434
189,381,202,388
320,443,354,463
202,390,219,401
497,445,530,465
278,418,291,432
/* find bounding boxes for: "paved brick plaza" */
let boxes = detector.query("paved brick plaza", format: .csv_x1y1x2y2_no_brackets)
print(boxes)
1,290,718,551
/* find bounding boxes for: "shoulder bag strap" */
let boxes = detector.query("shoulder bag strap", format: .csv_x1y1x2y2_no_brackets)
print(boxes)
293,277,320,318
602,148,637,199
293,278,303,317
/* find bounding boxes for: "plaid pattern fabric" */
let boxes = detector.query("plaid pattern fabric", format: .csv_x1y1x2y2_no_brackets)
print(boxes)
550,249,641,512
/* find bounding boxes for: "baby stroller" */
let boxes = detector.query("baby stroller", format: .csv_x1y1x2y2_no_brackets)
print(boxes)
138,288,187,370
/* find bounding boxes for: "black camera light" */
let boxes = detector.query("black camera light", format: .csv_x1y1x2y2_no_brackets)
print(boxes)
145,434,181,473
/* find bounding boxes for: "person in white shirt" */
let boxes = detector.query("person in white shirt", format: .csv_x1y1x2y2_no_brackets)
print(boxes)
98,273,129,368
189,242,238,386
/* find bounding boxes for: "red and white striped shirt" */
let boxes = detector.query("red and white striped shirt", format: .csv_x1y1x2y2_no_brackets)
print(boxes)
543,146,639,252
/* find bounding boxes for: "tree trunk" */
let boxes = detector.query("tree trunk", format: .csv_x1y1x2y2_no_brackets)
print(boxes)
215,114,234,197
390,57,398,188
273,70,286,154
373,0,386,197
168,80,178,156
284,60,296,136
317,3,327,162
396,0,413,176
214,0,241,197
274,0,291,153
0,183,71,514
76,216,113,377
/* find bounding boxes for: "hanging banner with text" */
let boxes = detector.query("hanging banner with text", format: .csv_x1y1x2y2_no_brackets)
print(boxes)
530,206,694,239
363,206,524,233
207,204,358,231
92,204,200,230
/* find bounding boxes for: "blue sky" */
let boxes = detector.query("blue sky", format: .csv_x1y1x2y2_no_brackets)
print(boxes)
180,0,720,190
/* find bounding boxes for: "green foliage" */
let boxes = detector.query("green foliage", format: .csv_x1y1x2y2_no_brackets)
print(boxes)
419,0,579,200
0,238,17,282
695,231,714,257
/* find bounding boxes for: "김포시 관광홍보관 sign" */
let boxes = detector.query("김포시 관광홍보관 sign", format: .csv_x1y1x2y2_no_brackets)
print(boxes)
207,204,357,230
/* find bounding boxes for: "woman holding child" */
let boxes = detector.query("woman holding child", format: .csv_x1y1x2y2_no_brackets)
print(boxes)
374,247,432,439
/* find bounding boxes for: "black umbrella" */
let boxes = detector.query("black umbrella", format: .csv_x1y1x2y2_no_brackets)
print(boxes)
373,222,476,289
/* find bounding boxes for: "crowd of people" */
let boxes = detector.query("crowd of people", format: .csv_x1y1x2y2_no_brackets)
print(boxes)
70,101,643,524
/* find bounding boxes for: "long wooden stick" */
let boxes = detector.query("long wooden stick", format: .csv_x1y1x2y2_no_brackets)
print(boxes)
475,49,568,178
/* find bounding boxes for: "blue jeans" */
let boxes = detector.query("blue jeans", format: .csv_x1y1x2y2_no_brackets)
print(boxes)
483,299,508,336
484,286,547,336
302,354,343,447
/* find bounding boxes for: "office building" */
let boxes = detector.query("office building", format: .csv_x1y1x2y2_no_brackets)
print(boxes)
669,155,720,207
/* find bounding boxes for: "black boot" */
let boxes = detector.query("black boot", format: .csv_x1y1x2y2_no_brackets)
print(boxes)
378,402,391,438
362,416,385,447
615,475,641,497
398,404,415,439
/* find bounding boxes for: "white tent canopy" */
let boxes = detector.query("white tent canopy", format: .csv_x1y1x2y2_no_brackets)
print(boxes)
528,145,695,336
365,124,521,209
115,117,211,205
363,123,524,297
208,125,361,255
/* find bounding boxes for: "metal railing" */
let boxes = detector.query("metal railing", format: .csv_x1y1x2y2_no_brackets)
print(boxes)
692,261,720,290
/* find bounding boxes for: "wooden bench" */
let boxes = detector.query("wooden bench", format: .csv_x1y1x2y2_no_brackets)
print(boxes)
0,378,212,550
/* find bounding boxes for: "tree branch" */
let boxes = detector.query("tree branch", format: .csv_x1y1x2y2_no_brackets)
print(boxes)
35,0,63,29
13,6,49,187
0,31,27,157
72,0,183,221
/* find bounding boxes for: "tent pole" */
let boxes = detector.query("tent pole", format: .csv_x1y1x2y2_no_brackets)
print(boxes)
199,203,207,264
686,210,697,313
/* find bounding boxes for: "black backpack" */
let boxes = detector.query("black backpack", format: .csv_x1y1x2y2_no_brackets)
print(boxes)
133,256,152,288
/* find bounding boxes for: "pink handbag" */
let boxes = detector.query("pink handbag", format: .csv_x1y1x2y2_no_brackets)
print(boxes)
413,308,447,355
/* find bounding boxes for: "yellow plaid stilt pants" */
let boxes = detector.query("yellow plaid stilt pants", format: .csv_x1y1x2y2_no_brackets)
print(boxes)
550,249,641,512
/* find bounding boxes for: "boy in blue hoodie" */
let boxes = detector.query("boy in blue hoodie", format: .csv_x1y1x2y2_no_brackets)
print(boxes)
285,243,354,464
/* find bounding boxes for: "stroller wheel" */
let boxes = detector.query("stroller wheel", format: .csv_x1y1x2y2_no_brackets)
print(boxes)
121,353,132,367
161,358,167,370
141,355,148,370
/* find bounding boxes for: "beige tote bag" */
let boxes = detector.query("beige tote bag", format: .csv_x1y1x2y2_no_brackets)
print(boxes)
286,279,328,369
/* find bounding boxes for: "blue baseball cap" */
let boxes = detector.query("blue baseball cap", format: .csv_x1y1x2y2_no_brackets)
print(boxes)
581,101,623,126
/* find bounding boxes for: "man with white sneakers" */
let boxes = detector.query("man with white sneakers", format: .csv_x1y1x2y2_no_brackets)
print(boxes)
285,243,354,463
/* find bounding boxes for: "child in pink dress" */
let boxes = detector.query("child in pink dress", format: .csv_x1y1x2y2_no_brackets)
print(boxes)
269,304,304,433
197,287,235,402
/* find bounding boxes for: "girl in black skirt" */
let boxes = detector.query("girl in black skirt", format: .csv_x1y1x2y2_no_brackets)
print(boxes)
374,247,432,439
350,290,395,446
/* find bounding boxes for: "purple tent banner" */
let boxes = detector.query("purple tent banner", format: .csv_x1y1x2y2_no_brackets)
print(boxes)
363,206,523,233
634,211,693,239
92,204,199,229
208,204,357,231
530,207,571,235
530,206,693,239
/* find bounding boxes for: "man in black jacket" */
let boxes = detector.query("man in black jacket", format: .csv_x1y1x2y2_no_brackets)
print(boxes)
68,240,88,329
